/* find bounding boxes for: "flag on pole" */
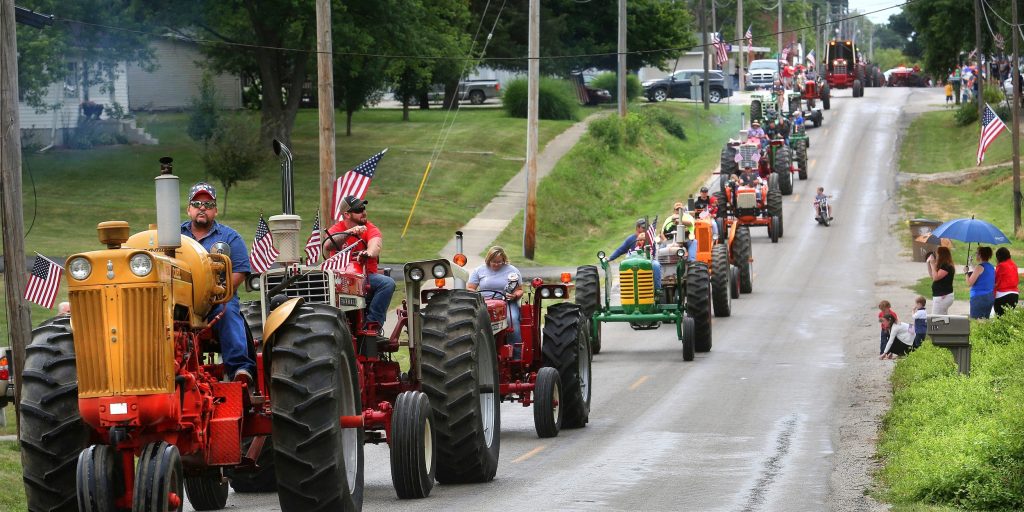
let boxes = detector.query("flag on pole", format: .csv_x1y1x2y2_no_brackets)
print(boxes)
321,249,351,271
331,149,387,221
249,214,280,274
977,104,1008,165
781,43,792,62
304,210,322,264
745,24,753,47
713,33,729,68
645,215,659,254
24,254,62,309
806,49,816,67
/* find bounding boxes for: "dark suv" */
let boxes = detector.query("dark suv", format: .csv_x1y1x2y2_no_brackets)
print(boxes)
642,69,732,103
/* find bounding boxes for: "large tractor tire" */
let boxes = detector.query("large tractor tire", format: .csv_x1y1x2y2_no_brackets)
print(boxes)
770,215,781,243
750,100,763,122
735,226,753,294
133,441,183,512
20,316,91,512
573,265,600,319
797,146,808,180
714,191,729,217
541,302,592,429
720,145,739,178
76,444,124,512
710,245,732,318
390,391,435,499
184,470,229,511
821,84,831,110
853,79,863,97
767,183,783,219
241,300,263,344
270,303,364,512
420,290,500,484
774,146,793,195
227,437,277,493
684,262,713,353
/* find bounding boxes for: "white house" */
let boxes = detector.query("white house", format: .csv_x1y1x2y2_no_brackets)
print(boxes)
126,38,242,111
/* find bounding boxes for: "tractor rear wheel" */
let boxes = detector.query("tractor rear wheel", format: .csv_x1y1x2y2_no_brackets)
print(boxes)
767,183,783,218
685,262,713,353
777,210,785,238
812,111,822,128
711,245,732,318
270,303,363,512
20,316,91,512
735,226,753,294
573,265,600,319
227,437,277,492
133,441,184,512
821,84,831,109
76,445,124,512
750,100,762,122
681,317,695,362
797,146,808,180
533,367,562,438
241,300,263,343
770,215,781,243
788,96,800,114
774,147,793,195
720,145,738,178
853,79,863,97
184,470,229,511
420,290,500,484
390,391,435,499
542,303,592,429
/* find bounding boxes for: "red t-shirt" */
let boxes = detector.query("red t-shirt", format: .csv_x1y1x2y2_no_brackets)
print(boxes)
879,309,898,325
995,259,1020,293
326,220,381,274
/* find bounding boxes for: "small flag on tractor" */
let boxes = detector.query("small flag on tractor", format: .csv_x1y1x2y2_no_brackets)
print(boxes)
24,254,62,309
977,103,1008,165
645,215,659,255
304,210,322,263
249,214,280,274
332,149,387,222
321,249,351,271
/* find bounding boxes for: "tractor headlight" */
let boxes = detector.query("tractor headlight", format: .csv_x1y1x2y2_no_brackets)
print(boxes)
553,288,565,298
129,253,153,277
68,257,92,280
597,250,606,260
409,268,425,281
540,288,552,298
676,249,686,258
431,264,447,279
246,273,261,291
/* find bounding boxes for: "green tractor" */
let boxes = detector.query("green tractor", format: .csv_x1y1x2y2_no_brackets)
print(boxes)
787,118,809,181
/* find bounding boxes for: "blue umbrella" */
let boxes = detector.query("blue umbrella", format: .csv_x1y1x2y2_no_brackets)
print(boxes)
927,217,1009,245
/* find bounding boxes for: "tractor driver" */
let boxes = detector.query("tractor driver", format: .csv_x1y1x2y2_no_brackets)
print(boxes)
608,219,662,291
661,204,697,262
180,182,256,386
322,195,396,335
468,246,524,358
748,120,766,142
693,186,711,211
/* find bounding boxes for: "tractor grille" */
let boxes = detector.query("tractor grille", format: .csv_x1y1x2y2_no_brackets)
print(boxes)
834,63,847,75
739,145,759,168
620,269,655,305
264,270,331,305
737,192,757,209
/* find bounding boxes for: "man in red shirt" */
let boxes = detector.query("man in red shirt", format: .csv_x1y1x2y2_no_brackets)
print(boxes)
322,195,395,332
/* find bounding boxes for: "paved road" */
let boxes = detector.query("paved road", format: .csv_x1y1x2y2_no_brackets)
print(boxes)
192,86,924,511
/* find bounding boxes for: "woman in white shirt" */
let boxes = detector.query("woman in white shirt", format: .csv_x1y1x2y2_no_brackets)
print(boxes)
880,313,914,359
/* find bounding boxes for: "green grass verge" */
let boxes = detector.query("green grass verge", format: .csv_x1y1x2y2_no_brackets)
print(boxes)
0,441,24,512
877,309,1024,510
899,110,1018,174
492,102,743,266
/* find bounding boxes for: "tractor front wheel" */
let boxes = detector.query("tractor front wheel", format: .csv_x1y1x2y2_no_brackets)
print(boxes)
770,215,781,243
821,84,831,109
774,147,793,195
797,146,808,180
184,470,229,511
76,445,124,512
711,245,732,318
573,265,600,319
270,303,364,512
682,317,695,362
735,226,753,293
685,262,713,353
21,316,91,512
421,290,501,484
390,391,436,499
133,441,184,512
767,183,783,218
533,367,562,438
542,303,592,429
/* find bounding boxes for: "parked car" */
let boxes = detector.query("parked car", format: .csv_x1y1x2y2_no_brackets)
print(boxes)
581,74,613,105
746,59,786,90
422,79,502,104
0,347,12,410
642,69,733,103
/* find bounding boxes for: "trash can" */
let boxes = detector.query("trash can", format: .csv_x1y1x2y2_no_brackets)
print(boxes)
927,314,971,375
909,218,944,262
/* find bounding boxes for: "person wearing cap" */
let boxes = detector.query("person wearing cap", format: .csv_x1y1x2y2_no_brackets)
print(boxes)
748,121,766,141
661,205,697,262
607,218,663,289
322,195,395,333
180,182,255,385
693,187,711,212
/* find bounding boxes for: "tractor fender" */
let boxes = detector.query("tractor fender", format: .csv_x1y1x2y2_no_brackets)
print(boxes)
262,297,305,346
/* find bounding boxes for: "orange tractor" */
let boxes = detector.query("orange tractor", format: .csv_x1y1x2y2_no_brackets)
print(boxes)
715,142,784,245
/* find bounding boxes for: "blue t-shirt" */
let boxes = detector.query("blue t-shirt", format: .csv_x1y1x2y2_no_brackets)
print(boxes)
181,220,251,297
970,261,996,297
469,263,522,294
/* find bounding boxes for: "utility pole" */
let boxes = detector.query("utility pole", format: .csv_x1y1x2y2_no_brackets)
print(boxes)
974,0,984,124
2,0,38,437
617,0,627,118
1013,0,1022,236
777,0,782,59
524,0,539,259
315,0,337,224
700,0,710,110
710,0,717,35
737,0,744,92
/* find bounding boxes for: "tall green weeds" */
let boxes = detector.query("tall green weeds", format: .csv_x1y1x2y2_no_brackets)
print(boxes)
503,78,581,121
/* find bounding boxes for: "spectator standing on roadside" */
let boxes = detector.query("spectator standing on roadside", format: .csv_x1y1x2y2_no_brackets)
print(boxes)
878,300,898,355
944,81,953,106
927,246,956,315
966,246,996,319
911,296,928,349
994,247,1019,316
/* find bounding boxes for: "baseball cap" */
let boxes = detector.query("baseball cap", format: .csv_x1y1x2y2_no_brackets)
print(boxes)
343,195,368,211
189,182,217,201
699,186,709,193
635,218,647,229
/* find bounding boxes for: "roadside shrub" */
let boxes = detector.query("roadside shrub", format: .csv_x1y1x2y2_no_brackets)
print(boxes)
202,114,262,215
587,112,645,150
503,78,580,121
952,100,979,126
589,72,642,102
640,107,687,140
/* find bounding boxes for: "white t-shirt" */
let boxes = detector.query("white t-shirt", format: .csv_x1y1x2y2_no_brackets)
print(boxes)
883,322,914,354
469,263,522,294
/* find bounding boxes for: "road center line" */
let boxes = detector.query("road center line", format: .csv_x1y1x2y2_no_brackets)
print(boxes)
629,375,650,391
792,193,800,202
809,159,817,167
513,445,546,463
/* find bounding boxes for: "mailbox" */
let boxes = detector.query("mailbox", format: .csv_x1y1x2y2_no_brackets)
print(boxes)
927,315,971,375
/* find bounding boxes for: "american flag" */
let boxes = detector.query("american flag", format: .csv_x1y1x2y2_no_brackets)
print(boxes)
321,249,351,271
332,149,388,221
645,215,659,255
24,254,62,309
977,104,1008,165
806,49,816,67
572,73,591,105
781,43,791,62
304,210,322,264
249,214,280,274
745,24,752,48
713,33,728,68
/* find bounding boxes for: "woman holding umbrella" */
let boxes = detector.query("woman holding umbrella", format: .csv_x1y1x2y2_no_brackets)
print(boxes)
966,246,996,319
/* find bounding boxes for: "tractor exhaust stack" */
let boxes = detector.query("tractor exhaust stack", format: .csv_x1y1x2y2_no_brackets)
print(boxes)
268,140,302,264
154,156,181,255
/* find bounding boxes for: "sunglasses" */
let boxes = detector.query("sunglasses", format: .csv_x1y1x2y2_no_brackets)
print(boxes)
190,200,216,209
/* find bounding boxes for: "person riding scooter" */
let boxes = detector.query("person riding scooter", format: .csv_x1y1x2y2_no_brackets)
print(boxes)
813,186,833,222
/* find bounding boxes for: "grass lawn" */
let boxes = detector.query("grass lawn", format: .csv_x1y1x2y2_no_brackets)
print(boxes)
899,110,1019,174
493,102,744,266
0,441,24,512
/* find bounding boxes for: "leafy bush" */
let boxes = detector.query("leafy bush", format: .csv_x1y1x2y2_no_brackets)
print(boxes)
953,86,1008,127
878,308,1024,510
188,73,220,145
503,78,580,121
587,112,645,150
641,107,687,140
589,72,642,102
202,115,262,214
953,100,979,126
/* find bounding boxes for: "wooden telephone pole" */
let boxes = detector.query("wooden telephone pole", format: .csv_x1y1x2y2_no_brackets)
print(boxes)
1013,0,1022,237
316,0,337,224
524,0,539,259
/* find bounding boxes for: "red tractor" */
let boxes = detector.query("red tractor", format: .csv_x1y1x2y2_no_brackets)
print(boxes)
801,75,831,111
887,66,927,87
825,39,865,98
715,142,784,244
721,135,795,196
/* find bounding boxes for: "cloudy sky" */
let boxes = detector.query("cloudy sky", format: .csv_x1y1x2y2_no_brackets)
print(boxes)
848,0,904,24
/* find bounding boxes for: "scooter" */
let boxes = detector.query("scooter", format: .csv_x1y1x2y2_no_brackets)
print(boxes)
815,197,832,226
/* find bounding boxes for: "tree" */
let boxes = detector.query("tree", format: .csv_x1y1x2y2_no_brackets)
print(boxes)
187,72,220,148
202,114,263,215
905,0,976,74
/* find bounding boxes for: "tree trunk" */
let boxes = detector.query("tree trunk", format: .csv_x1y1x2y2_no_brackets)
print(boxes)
442,78,459,109
402,99,410,121
346,109,353,136
418,91,430,109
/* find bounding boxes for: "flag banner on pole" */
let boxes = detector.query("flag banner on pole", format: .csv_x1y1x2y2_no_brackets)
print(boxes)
806,49,816,67
781,43,791,62
321,249,351,271
713,33,728,67
977,103,1008,165
24,254,62,309
250,214,280,274
745,24,753,47
304,210,322,264
645,215,659,254
332,148,387,221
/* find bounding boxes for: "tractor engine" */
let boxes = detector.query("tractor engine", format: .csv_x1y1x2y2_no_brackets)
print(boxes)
618,256,656,313
485,299,511,336
735,187,759,218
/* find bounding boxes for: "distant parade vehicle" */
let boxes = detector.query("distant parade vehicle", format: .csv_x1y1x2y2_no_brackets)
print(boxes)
825,39,865,97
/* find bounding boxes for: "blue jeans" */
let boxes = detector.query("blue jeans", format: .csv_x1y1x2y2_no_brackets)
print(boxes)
880,330,888,355
366,272,396,325
685,239,697,262
507,301,522,345
969,294,994,319
210,298,254,377
652,260,663,290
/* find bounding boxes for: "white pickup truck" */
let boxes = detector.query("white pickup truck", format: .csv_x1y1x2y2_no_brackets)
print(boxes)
425,80,502,104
